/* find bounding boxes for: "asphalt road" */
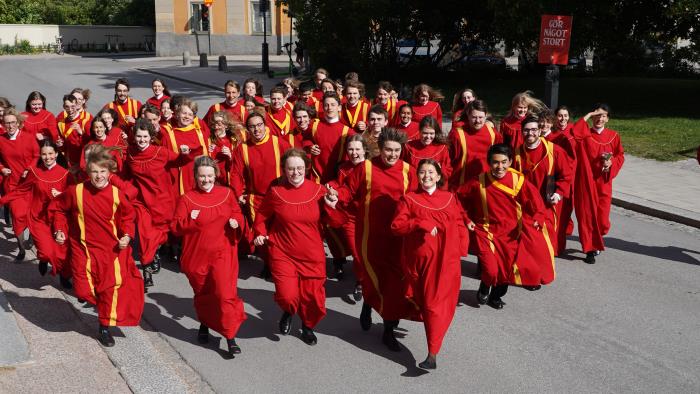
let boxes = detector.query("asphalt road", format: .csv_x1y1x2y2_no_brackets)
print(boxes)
0,56,699,393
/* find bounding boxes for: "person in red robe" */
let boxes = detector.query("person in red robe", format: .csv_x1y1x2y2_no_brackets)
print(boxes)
141,104,170,146
231,112,292,278
243,78,268,105
104,78,143,130
541,110,577,254
391,158,472,370
411,84,444,129
254,149,339,345
51,145,144,347
161,98,210,196
327,128,418,352
146,78,171,109
512,116,573,255
403,116,452,184
499,91,546,152
298,82,321,117
571,104,624,264
0,108,40,260
159,99,175,128
0,97,12,134
207,111,243,186
203,80,247,125
57,94,92,171
302,93,354,183
554,105,575,136
21,91,58,142
458,144,555,309
79,118,126,175
125,119,192,287
395,104,420,141
450,88,476,128
0,141,71,286
448,100,502,190
311,68,330,101
96,108,127,151
171,156,246,359
288,102,313,149
266,86,296,137
374,81,406,126
341,81,370,133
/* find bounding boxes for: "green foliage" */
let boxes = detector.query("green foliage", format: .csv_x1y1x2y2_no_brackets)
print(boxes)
0,0,154,26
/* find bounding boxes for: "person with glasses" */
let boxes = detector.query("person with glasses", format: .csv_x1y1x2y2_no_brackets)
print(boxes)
0,108,40,260
57,94,92,171
105,78,143,130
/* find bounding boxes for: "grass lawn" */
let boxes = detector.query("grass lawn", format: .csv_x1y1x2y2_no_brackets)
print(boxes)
429,75,700,161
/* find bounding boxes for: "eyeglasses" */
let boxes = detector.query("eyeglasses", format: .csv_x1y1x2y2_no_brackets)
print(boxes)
522,127,540,134
247,122,265,130
3,121,18,126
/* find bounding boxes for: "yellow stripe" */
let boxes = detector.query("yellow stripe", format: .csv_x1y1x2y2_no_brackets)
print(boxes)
194,123,209,156
165,128,179,153
513,172,523,234
360,161,383,312
478,173,496,253
337,126,349,163
541,223,556,280
249,194,256,222
76,184,95,297
272,136,281,178
457,128,468,185
108,186,122,326
487,124,496,144
402,162,410,193
513,263,522,285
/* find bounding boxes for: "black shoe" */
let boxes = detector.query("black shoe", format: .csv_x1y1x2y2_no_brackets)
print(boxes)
279,312,292,335
418,356,437,370
38,261,48,276
59,276,72,289
197,324,209,344
227,338,241,354
382,325,401,352
584,252,596,264
98,326,115,347
77,298,86,303
333,258,345,280
15,248,25,262
300,325,317,346
353,284,363,302
259,265,271,280
150,254,161,273
487,297,506,310
523,285,541,291
360,303,372,331
143,270,154,287
476,283,490,305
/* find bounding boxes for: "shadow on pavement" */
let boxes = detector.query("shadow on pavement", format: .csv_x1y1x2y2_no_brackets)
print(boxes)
568,235,700,266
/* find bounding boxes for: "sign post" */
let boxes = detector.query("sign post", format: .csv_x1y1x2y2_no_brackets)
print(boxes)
204,0,214,56
261,0,270,73
538,15,572,109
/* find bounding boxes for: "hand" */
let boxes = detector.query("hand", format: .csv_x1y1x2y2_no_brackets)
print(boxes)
125,115,136,124
325,186,338,198
71,123,83,135
584,108,607,121
229,218,239,229
180,145,191,155
56,138,64,147
549,193,561,205
1,168,11,176
36,133,45,141
356,120,367,132
533,221,542,230
310,144,321,156
324,194,338,209
51,188,62,198
21,170,28,178
190,209,200,220
430,226,438,236
54,230,65,245
253,235,268,246
602,158,612,172
222,146,232,159
467,222,476,231
238,194,248,205
121,131,128,141
118,234,130,249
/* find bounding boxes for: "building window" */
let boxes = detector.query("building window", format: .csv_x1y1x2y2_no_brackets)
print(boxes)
191,3,210,33
250,0,272,35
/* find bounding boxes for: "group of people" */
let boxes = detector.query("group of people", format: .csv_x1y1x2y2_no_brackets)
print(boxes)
0,68,624,370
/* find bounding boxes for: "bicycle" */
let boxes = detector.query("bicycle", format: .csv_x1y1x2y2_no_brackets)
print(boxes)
55,36,64,55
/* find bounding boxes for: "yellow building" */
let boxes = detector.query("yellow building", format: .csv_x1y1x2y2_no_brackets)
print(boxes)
155,0,294,56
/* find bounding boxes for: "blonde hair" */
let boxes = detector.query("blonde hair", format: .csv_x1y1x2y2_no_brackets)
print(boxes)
507,91,547,117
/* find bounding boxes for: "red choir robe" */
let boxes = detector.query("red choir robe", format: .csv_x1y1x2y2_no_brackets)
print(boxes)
396,121,421,141
231,132,291,224
50,181,144,327
204,100,247,125
105,98,143,130
499,114,526,152
571,118,624,253
402,141,452,184
280,126,304,149
458,169,555,287
544,129,577,251
375,98,406,126
336,157,418,320
125,145,191,264
312,88,324,101
340,101,370,132
0,164,71,275
171,186,246,339
265,107,296,137
0,129,40,237
254,180,336,328
305,96,321,117
325,161,362,271
302,119,354,184
161,122,210,195
146,95,170,110
209,135,241,186
448,124,501,189
22,110,58,141
79,132,126,174
391,188,469,355
411,101,443,129
57,112,92,167
513,138,573,255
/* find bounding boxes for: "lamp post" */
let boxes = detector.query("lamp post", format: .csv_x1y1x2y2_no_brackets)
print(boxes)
261,0,270,73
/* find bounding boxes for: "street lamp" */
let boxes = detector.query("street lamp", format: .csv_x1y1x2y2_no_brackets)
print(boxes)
261,0,270,73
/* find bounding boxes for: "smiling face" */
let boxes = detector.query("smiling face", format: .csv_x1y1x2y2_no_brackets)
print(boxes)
212,115,227,137
539,119,553,135
134,128,151,150
462,91,475,105
514,103,528,118
73,92,86,109
152,81,164,96
2,114,19,135
284,156,306,187
63,100,79,119
376,88,390,105
144,111,160,131
244,82,257,97
399,106,412,125
93,121,107,141
346,140,366,165
30,99,43,114
88,163,110,189
294,110,310,130
592,109,609,129
115,84,129,103
161,101,173,119
323,97,340,119
420,126,436,146
196,165,216,191
368,112,387,134
345,87,360,106
418,162,441,190
556,109,569,129
321,81,335,94
246,115,267,142
40,145,57,167
522,121,541,146
177,105,194,127
489,153,511,179
270,92,286,111
225,85,240,104
380,140,402,166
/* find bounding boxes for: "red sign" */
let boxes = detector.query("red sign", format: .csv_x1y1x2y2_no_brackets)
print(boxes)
538,15,572,65
204,0,214,7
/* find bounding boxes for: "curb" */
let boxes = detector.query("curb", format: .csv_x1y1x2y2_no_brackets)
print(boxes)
136,67,223,92
612,191,700,229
